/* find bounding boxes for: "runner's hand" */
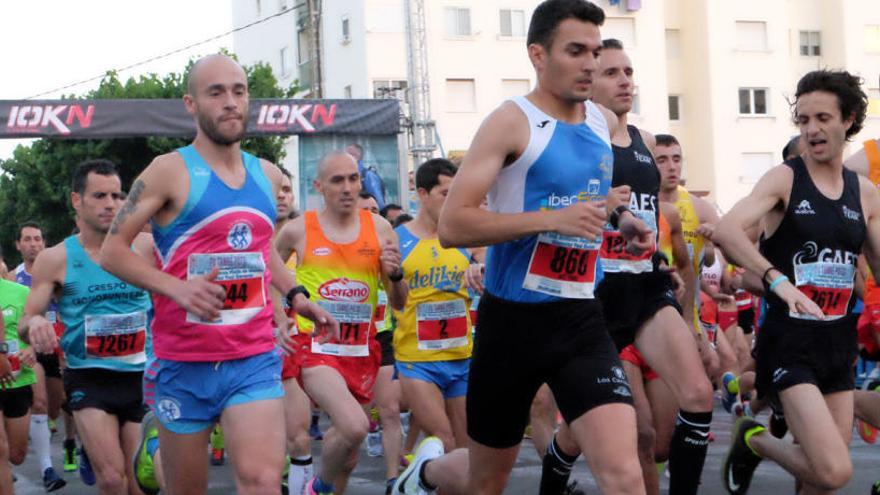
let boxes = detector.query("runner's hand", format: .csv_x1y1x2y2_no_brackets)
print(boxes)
0,355,13,389
380,239,403,279
294,298,339,344
552,200,606,239
697,223,715,242
618,214,653,255
608,186,631,211
712,293,736,305
668,270,686,302
19,347,36,368
172,267,226,321
773,279,825,320
27,315,58,354
274,325,297,355
465,262,484,294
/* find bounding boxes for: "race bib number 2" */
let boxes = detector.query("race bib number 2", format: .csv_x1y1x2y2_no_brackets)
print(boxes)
186,252,266,325
311,300,372,357
416,300,469,351
524,232,600,299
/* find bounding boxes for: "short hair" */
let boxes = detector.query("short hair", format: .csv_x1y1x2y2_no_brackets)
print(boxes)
782,135,801,161
71,159,119,195
527,0,605,49
416,158,458,192
792,69,868,140
17,221,42,241
358,191,376,201
602,38,624,50
655,134,680,148
380,204,403,218
279,166,292,181
392,213,414,228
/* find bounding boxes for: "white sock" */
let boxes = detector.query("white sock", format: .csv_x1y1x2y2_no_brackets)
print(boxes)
288,456,313,495
30,414,53,472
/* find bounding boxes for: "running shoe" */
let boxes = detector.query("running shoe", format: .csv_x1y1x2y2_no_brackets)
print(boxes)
211,447,226,466
872,479,880,495
722,417,764,495
563,480,586,495
304,476,334,495
769,409,788,439
857,418,879,444
42,467,66,492
386,477,397,495
367,429,384,457
309,422,324,441
393,436,444,494
210,424,226,465
63,439,78,472
133,411,160,495
78,447,96,486
48,419,58,437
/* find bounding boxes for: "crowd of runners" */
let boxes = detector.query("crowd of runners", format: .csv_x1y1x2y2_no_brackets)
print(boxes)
1,1,880,494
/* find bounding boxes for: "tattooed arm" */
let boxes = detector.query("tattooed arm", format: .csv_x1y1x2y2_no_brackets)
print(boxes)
100,154,226,321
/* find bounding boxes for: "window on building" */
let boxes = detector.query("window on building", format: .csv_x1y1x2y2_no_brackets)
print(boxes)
603,17,636,48
373,80,408,100
738,88,769,115
736,21,768,51
343,85,352,99
867,25,880,53
297,29,310,64
445,7,471,36
499,9,525,37
342,15,351,43
501,79,530,98
446,79,477,112
798,30,821,56
665,29,681,59
280,46,290,77
256,0,262,17
741,153,774,183
668,95,681,121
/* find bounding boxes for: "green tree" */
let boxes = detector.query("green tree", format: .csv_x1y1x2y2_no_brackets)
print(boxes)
0,58,298,267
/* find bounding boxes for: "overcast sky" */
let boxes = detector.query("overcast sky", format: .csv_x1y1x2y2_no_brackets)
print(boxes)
0,0,234,159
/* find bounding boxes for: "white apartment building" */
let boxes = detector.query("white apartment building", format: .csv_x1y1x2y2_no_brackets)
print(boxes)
232,0,880,210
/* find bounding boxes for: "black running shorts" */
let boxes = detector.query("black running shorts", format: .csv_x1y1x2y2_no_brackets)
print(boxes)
376,330,395,367
37,353,62,379
64,368,146,424
755,315,857,406
0,386,33,419
596,270,681,351
466,292,634,449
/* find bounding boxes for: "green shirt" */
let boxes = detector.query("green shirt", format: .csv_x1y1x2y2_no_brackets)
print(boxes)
0,279,35,388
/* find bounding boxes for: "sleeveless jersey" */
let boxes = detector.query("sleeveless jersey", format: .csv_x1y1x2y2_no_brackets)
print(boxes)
15,263,60,326
861,139,880,306
674,186,705,327
702,254,723,292
58,236,152,371
760,157,865,323
0,280,35,388
295,210,381,357
151,145,276,362
485,96,612,302
393,225,472,362
600,125,659,274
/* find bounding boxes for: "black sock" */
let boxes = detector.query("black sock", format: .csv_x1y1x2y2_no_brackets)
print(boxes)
310,413,320,428
288,456,312,466
539,436,579,495
668,410,712,495
63,438,76,451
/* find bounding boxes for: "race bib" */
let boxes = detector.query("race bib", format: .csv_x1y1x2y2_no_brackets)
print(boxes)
469,294,480,333
7,340,21,376
524,232,600,299
84,311,147,364
600,209,657,274
186,252,266,325
374,291,388,332
416,300,469,351
311,300,372,357
792,261,854,320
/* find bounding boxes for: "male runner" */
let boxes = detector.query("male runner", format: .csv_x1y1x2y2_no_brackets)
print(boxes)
715,69,877,494
0,278,38,494
539,38,712,495
10,221,72,489
396,2,652,493
275,150,406,494
23,160,153,495
99,54,336,495
393,158,474,453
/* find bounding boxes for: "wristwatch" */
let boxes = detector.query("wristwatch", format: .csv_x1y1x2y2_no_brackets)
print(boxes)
285,285,310,306
0,342,8,354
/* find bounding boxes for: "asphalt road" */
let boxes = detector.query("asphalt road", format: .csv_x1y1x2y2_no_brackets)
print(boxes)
10,403,880,494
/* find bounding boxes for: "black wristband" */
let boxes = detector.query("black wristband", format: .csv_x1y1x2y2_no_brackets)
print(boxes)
389,270,404,283
762,266,777,284
285,285,310,306
609,205,631,229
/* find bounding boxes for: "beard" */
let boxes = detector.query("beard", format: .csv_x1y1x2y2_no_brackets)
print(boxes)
199,111,248,146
